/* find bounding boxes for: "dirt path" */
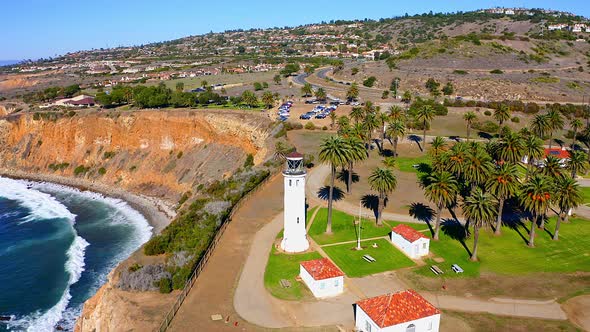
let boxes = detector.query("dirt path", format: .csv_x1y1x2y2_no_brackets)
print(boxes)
562,295,590,331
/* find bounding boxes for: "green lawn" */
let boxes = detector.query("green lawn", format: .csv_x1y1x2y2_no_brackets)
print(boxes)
323,238,415,277
264,243,323,300
309,208,395,245
395,155,432,173
580,187,590,205
415,216,590,277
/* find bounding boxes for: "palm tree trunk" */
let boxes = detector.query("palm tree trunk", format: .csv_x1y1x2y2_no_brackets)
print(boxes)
393,137,399,157
376,193,384,226
423,120,427,148
553,212,564,240
548,132,553,150
434,203,442,240
529,215,537,247
495,198,504,235
539,210,546,230
467,124,471,142
381,127,386,153
470,225,480,261
347,161,353,194
326,165,336,234
572,129,578,148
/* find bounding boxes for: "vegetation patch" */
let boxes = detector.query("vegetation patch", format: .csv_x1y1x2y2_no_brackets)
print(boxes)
530,76,560,84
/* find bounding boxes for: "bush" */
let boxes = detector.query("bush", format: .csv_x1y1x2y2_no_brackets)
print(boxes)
98,167,107,175
363,76,377,87
484,110,492,116
453,70,468,75
511,116,520,123
283,122,303,131
144,236,168,255
490,69,504,74
158,278,173,294
473,120,500,133
74,165,90,176
304,122,316,130
243,154,254,168
128,263,143,272
322,126,328,130
178,191,192,206
172,267,192,290
177,151,183,159
103,151,116,159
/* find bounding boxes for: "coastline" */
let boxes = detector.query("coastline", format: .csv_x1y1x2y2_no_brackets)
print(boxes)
0,168,175,234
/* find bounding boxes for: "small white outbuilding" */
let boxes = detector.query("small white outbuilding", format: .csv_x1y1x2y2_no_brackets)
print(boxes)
355,289,441,332
300,258,344,298
390,224,429,259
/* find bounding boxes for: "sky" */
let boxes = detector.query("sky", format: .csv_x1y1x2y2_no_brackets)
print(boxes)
3,0,589,60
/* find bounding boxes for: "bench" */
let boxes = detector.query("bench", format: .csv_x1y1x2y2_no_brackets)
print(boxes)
451,264,464,274
430,265,444,275
363,254,376,262
279,279,292,288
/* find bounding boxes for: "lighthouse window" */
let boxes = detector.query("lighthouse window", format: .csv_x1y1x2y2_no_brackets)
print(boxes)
289,180,292,186
297,217,300,224
296,180,299,186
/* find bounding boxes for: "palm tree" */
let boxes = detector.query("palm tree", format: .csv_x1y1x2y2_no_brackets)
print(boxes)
486,164,520,235
570,118,583,148
430,136,447,157
382,156,396,168
463,111,477,141
424,171,458,240
350,107,364,125
497,131,525,164
520,174,553,247
531,114,550,141
546,109,564,150
389,105,406,122
567,150,589,178
443,142,469,179
319,136,352,233
415,105,435,146
329,112,337,129
363,112,379,150
463,146,493,189
541,155,565,181
301,83,313,97
494,105,511,127
315,87,327,101
337,116,350,133
385,120,406,157
462,188,497,261
343,136,367,194
523,136,545,177
552,176,582,240
346,83,359,100
368,168,397,226
377,112,390,152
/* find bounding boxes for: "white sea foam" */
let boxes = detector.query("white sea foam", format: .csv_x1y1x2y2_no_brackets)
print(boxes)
0,177,152,331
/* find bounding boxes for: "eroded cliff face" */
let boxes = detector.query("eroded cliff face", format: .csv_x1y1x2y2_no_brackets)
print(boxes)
0,109,271,202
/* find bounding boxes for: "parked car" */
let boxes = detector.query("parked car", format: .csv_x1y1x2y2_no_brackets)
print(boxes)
299,113,313,120
315,113,327,119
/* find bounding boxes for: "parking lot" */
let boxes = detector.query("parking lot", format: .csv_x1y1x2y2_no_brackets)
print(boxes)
273,101,353,128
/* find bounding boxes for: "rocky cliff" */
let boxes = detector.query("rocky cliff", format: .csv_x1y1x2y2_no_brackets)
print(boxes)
0,109,275,332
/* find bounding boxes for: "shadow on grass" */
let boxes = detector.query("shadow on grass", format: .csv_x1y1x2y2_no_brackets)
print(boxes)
441,219,472,257
337,169,359,192
408,134,423,152
416,163,432,174
477,131,493,140
361,194,380,220
504,217,530,245
448,135,462,142
317,186,345,201
409,202,435,236
381,148,394,157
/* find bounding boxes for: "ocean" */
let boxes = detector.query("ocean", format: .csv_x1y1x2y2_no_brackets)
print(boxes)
0,177,152,331
0,60,20,67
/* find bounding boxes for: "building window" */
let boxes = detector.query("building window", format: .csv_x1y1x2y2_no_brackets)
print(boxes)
406,323,416,332
365,321,372,332
334,279,339,287
428,320,433,330
423,243,427,249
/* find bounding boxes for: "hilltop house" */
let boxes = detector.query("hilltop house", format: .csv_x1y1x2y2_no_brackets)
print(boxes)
390,225,430,259
355,289,441,332
299,258,344,298
522,148,570,167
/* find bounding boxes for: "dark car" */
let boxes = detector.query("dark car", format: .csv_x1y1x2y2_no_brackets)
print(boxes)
299,113,313,120
315,113,327,119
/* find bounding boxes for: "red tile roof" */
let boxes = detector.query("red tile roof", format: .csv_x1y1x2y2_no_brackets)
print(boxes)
544,148,570,159
300,258,344,280
286,151,303,159
356,289,440,328
392,224,428,243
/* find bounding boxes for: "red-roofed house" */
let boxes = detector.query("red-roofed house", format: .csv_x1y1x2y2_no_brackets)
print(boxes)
390,225,430,259
355,289,441,332
299,258,344,298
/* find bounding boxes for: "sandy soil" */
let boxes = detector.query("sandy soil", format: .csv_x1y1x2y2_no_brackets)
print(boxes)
562,295,590,331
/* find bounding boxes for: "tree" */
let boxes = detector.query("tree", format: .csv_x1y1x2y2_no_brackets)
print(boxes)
523,136,544,177
463,111,477,141
261,91,274,109
493,105,511,127
351,67,359,75
425,78,440,96
273,74,282,85
363,76,377,87
315,87,327,101
301,83,313,97
546,109,564,150
346,83,359,100
241,90,258,107
377,112,390,152
201,80,208,88
385,120,405,157
390,77,400,98
381,90,389,99
531,114,550,140
350,107,364,125
389,105,405,122
497,131,524,164
402,90,412,103
443,142,469,179
570,118,583,148
424,171,458,240
429,136,447,157
362,112,379,150
343,136,367,194
175,82,184,92
541,155,565,181
329,112,337,129
486,164,520,235
463,145,493,188
442,82,454,96
304,65,314,75
319,137,351,233
520,174,553,247
567,150,589,178
368,168,397,226
281,62,300,76
552,176,582,240
462,188,497,261
415,105,435,146
337,116,351,134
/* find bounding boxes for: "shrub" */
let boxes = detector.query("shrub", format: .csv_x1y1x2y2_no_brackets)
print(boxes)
177,151,183,159
484,110,492,116
453,70,468,75
511,116,520,123
144,236,167,255
322,126,328,130
473,120,499,133
304,122,316,130
129,165,137,172
103,151,116,159
74,165,90,176
363,76,377,87
178,191,192,206
128,263,143,272
98,167,107,175
158,278,173,294
172,267,192,290
283,122,303,131
33,113,41,120
490,69,504,74
243,154,254,168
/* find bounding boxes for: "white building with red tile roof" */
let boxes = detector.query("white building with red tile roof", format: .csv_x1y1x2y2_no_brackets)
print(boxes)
355,289,441,332
299,258,344,298
390,225,429,259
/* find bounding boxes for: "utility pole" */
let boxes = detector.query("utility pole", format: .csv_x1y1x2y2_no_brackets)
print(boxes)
356,201,362,250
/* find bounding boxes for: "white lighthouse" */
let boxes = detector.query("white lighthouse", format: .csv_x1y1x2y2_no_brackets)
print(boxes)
281,151,310,253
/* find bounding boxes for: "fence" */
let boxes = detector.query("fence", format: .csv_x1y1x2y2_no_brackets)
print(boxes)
156,171,278,332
